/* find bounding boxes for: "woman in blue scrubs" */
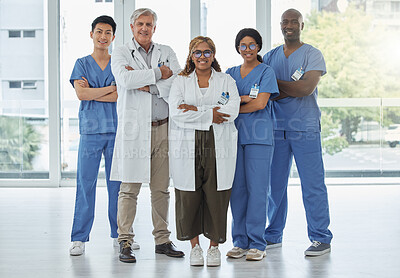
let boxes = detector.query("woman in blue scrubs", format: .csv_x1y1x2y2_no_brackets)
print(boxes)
69,16,121,256
226,28,279,261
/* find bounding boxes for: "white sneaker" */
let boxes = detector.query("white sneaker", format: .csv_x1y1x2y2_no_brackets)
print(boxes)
246,248,266,261
113,238,119,247
190,244,204,266
113,238,140,250
69,241,85,256
207,246,221,267
226,246,248,258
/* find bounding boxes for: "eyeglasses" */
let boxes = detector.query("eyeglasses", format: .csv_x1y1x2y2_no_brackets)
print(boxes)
192,50,213,58
240,43,257,51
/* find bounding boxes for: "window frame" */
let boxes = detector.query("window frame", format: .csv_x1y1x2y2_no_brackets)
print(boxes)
1,0,398,188
8,30,21,38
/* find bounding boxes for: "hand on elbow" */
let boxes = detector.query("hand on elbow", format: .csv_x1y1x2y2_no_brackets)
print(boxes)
212,107,230,124
178,104,198,112
160,65,173,79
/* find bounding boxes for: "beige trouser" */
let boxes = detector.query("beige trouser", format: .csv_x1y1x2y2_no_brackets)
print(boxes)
117,123,171,245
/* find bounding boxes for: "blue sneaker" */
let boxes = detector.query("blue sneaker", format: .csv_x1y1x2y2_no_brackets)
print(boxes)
304,241,331,256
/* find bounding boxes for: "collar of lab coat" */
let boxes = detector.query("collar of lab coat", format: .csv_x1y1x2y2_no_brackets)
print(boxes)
127,39,162,70
188,68,217,81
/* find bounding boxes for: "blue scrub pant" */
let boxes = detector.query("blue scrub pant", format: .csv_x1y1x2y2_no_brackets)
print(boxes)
71,133,121,242
230,144,273,251
264,130,333,244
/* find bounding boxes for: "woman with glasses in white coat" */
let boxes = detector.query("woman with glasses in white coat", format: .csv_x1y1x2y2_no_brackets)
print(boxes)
169,36,240,267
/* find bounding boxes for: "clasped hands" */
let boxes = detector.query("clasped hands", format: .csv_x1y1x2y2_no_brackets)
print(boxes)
177,104,230,124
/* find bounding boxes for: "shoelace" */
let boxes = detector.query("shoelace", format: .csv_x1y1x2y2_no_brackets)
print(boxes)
209,247,219,256
311,241,322,247
192,246,202,256
248,248,259,253
72,242,83,247
122,241,132,249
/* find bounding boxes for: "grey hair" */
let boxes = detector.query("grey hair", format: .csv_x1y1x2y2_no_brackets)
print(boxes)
130,8,157,26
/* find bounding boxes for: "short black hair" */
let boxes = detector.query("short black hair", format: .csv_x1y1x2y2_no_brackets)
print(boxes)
235,28,263,62
91,15,116,35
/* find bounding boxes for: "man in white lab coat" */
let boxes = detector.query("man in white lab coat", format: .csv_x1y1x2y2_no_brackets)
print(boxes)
110,8,184,263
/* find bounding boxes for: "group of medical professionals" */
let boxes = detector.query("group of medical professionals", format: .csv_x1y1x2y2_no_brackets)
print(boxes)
68,7,333,267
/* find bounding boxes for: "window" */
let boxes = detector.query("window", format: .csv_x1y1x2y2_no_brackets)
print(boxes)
8,30,21,38
392,1,400,12
9,81,22,89
0,0,49,180
105,0,113,2
200,0,256,70
373,2,385,11
23,30,36,38
60,0,114,177
23,81,37,89
135,0,190,69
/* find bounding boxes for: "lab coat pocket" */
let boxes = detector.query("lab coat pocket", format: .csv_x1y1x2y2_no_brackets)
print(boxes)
122,109,140,140
79,110,98,134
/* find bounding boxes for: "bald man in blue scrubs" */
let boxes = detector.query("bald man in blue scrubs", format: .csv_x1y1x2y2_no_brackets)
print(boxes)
263,9,333,256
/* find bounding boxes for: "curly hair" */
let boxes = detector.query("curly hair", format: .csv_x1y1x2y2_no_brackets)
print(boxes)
179,36,221,76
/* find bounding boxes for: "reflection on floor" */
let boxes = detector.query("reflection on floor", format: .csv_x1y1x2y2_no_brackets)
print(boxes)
0,185,399,278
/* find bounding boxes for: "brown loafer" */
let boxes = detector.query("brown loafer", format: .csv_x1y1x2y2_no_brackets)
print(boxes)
155,242,184,258
119,240,136,263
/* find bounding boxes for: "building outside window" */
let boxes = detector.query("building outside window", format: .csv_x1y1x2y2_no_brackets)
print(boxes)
8,30,21,38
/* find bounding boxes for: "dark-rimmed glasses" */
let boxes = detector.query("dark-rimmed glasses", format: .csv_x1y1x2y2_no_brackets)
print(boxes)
240,44,257,51
192,50,213,58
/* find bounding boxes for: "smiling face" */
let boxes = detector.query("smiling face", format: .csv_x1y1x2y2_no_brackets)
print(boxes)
280,10,304,42
238,36,259,63
131,14,156,50
192,42,214,72
90,23,115,50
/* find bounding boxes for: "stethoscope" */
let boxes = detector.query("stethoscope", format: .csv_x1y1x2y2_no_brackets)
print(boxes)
130,49,169,68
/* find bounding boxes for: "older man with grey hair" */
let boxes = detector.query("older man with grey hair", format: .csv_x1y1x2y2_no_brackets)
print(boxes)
110,7,183,263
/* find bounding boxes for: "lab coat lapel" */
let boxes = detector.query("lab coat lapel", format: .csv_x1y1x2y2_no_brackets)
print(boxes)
129,40,148,70
151,44,162,69
204,69,217,103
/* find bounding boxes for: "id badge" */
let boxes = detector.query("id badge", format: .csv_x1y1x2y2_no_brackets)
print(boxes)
291,67,304,81
217,92,230,105
249,84,259,98
158,58,170,67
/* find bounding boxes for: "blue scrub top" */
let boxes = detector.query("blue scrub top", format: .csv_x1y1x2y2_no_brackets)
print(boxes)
263,44,326,132
70,55,117,135
227,63,279,145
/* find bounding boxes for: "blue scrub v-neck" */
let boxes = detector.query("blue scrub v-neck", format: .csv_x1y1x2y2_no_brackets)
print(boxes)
226,63,279,145
70,55,117,134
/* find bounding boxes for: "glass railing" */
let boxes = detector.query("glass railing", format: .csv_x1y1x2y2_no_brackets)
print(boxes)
1,98,399,180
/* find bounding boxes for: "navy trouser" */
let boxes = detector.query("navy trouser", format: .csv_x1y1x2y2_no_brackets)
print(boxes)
231,144,273,251
264,130,333,244
71,133,121,242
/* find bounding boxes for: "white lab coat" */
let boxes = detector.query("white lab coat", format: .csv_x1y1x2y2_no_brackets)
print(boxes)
110,40,180,183
169,69,240,191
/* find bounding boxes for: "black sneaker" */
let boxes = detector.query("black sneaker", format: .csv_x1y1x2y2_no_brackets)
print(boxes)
304,241,331,256
265,241,282,250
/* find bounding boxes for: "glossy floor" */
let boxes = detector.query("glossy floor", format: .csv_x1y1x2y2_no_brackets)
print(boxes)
0,185,399,278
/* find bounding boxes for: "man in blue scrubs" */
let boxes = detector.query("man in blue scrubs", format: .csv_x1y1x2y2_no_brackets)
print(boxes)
263,9,333,256
69,15,121,256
